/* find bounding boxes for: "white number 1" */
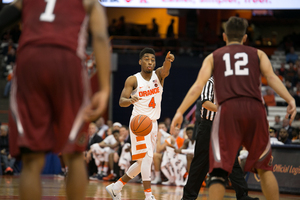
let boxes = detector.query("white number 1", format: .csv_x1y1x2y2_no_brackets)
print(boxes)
223,52,249,77
40,0,57,22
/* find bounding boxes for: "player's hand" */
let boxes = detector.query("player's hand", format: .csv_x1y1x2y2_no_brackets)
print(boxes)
170,112,183,135
130,96,141,104
83,90,109,122
286,99,297,125
174,149,181,154
165,51,175,62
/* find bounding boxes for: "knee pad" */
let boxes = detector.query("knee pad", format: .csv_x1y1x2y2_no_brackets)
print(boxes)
208,168,228,188
126,159,142,179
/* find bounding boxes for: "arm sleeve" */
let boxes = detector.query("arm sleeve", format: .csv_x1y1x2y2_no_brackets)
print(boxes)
181,149,194,154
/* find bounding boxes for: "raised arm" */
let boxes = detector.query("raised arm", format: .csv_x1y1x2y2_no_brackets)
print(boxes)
170,54,213,134
83,0,111,121
258,50,296,124
119,76,140,107
156,51,175,86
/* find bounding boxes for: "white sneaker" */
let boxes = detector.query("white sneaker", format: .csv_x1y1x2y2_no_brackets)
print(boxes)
106,183,121,200
151,178,162,184
145,195,156,200
162,180,175,185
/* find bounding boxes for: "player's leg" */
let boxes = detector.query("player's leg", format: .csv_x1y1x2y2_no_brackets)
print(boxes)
20,152,45,200
257,168,279,200
151,152,162,184
208,168,228,200
106,160,141,199
63,153,88,200
183,119,211,200
141,153,154,198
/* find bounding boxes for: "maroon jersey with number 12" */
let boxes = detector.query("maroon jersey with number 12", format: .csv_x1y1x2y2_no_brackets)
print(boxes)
213,44,262,105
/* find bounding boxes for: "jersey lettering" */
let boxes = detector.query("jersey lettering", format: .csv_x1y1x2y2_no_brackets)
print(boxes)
223,52,249,77
148,97,156,108
40,0,57,22
139,87,160,97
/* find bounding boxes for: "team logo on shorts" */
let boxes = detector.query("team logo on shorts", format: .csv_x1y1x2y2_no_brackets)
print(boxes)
268,156,274,166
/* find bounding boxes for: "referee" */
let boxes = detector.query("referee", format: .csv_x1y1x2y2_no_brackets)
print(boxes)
182,77,258,200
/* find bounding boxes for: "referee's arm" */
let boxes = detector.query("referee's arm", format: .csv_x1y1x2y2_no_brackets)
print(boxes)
202,101,217,112
201,80,217,112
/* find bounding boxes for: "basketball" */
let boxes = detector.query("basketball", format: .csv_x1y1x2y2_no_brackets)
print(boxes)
130,115,152,137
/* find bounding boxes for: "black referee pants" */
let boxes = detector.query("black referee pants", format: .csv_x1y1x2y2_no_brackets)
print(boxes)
182,118,248,200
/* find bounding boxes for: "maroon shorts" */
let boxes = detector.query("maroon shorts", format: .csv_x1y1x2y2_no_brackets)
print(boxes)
209,97,272,174
9,46,91,157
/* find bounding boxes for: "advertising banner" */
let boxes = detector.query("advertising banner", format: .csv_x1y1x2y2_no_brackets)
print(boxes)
247,145,300,194
100,0,300,9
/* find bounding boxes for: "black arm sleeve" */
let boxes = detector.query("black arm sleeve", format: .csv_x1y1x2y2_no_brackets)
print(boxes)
0,5,21,33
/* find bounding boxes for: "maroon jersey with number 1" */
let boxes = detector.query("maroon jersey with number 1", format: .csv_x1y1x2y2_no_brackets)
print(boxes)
9,0,91,157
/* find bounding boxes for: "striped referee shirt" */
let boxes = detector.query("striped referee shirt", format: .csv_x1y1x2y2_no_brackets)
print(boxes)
200,77,215,121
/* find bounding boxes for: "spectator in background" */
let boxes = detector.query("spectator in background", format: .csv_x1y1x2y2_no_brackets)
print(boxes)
285,62,297,82
152,122,170,184
3,68,13,98
269,127,283,145
278,62,287,77
286,47,298,64
95,117,109,139
151,18,159,37
108,18,117,36
0,125,15,175
166,19,175,38
278,128,292,144
285,80,293,92
274,69,284,82
85,122,103,177
263,87,276,106
116,16,127,36
164,117,171,132
273,115,282,131
282,118,294,140
1,39,16,56
292,68,300,86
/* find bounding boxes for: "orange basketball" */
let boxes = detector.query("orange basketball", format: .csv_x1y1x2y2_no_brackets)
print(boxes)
130,115,152,137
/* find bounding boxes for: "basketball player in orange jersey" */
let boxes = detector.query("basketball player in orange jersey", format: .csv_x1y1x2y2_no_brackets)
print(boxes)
0,0,111,199
170,16,296,200
106,48,174,200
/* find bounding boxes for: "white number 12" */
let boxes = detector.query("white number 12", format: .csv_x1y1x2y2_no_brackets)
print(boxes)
40,0,57,22
223,52,249,77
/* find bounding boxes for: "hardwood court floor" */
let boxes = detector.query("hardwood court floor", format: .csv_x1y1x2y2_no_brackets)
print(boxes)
0,175,299,200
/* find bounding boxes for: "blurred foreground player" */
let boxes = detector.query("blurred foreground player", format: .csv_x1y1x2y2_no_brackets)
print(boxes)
0,0,111,199
171,16,296,200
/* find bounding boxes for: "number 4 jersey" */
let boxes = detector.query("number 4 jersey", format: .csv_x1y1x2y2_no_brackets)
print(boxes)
212,44,262,105
131,71,163,121
18,0,87,60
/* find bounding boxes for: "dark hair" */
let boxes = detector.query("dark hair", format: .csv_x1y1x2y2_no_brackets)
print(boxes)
139,47,155,59
186,127,194,132
121,125,129,130
225,16,248,42
112,130,120,135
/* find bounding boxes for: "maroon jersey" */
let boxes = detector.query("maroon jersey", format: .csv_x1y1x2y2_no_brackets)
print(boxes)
18,0,87,59
212,44,262,105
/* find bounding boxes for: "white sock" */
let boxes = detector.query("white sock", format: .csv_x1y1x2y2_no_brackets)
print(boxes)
155,171,161,179
97,166,103,174
113,178,125,191
103,166,108,175
110,169,114,174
